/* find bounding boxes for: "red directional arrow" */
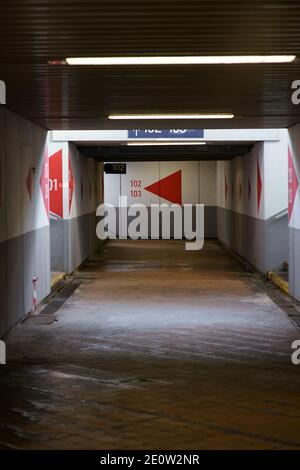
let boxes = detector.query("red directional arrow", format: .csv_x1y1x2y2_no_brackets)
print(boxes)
144,170,182,204
257,157,262,213
49,149,63,217
288,146,299,222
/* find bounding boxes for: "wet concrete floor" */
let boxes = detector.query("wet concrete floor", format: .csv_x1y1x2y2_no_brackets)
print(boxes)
0,240,300,449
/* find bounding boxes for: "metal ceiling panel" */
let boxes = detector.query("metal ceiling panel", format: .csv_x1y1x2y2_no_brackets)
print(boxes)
0,1,300,129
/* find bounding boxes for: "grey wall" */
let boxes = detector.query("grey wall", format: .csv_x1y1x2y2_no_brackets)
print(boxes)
50,211,103,274
66,212,102,273
0,225,50,337
204,206,217,238
218,207,288,273
50,217,65,272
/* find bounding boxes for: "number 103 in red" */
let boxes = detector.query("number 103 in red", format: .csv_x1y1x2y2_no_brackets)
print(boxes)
130,179,142,198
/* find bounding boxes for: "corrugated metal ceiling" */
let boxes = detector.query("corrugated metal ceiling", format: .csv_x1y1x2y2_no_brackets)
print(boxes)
0,1,300,129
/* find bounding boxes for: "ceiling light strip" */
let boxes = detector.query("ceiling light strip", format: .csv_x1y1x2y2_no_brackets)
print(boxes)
109,114,234,120
66,55,296,66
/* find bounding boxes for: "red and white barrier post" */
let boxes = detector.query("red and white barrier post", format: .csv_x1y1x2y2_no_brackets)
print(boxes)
32,276,39,312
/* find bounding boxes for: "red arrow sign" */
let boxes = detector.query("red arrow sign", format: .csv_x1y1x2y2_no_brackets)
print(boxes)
144,170,182,204
257,157,262,214
288,146,299,222
49,149,63,217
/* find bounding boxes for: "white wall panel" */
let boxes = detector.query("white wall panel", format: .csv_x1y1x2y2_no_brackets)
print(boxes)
264,135,288,220
216,142,272,220
104,174,120,207
199,161,217,206
106,161,218,206
105,160,217,207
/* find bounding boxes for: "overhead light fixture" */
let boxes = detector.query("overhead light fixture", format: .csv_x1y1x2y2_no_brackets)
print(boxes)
127,141,207,146
66,55,296,65
109,113,234,120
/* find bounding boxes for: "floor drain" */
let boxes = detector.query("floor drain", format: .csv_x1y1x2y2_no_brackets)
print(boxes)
40,280,82,316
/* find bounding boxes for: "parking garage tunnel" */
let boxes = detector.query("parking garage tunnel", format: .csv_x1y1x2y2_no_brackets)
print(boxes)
2,0,300,450
1,116,300,448
2,121,300,339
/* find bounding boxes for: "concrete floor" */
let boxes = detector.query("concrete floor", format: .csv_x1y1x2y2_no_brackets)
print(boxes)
1,240,300,450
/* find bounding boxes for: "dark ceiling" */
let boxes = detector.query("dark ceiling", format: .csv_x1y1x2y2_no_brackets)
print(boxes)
78,144,253,161
1,1,300,130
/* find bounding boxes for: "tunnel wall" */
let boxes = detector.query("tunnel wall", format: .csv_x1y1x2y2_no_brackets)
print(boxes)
287,124,300,302
217,134,288,273
0,108,50,337
48,140,104,274
104,160,217,238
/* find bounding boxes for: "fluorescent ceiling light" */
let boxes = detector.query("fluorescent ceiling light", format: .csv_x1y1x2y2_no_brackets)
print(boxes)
127,141,206,146
109,113,234,120
66,55,296,65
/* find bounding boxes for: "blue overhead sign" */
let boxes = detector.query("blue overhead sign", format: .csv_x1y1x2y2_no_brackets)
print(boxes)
128,129,204,139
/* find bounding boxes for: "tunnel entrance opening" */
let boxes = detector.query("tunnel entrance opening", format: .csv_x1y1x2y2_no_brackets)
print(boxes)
43,129,293,306
101,135,290,289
